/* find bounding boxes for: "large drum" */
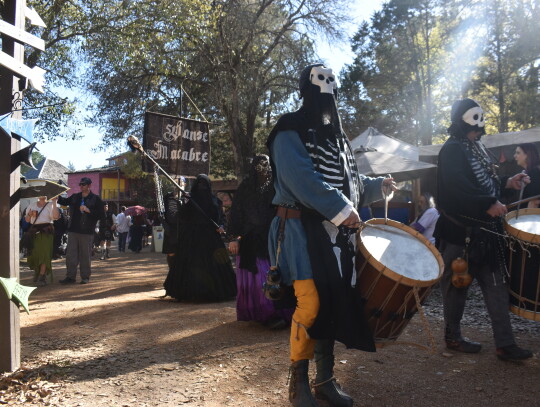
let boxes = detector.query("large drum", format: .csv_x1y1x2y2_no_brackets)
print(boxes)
356,219,444,343
504,208,540,321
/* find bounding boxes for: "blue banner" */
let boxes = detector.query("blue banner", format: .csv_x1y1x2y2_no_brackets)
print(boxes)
0,116,38,143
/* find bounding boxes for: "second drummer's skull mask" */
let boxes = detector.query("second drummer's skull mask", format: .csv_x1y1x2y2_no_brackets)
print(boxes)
462,106,485,128
310,66,337,95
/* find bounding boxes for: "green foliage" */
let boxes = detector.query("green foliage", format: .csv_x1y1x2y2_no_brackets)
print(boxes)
31,151,46,166
22,0,113,141
10,0,354,177
118,151,147,179
340,0,540,145
20,151,46,176
80,0,351,177
468,0,540,133
208,127,236,180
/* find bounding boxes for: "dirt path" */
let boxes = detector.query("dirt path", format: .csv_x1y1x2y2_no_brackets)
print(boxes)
2,243,539,406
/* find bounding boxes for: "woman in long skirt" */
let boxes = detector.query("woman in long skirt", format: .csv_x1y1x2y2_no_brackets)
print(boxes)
25,196,60,286
228,155,293,328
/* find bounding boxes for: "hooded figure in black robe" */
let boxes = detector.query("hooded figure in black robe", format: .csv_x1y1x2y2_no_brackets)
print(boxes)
228,155,294,326
163,174,236,302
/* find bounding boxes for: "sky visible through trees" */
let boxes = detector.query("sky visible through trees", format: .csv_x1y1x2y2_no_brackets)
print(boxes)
32,0,386,171
18,0,540,176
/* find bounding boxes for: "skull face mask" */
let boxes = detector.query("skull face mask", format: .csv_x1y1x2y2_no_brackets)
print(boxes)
448,98,486,139
462,106,485,128
309,66,337,95
298,63,342,129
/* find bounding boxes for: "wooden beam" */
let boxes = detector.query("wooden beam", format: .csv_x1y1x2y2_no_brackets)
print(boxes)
0,20,45,51
0,0,24,373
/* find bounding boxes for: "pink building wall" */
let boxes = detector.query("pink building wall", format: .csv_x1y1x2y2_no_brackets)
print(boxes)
66,172,101,196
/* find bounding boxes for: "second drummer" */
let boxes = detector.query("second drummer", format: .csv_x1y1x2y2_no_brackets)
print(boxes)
435,98,533,361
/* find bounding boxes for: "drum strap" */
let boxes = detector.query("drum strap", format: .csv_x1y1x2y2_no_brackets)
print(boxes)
412,287,437,354
439,210,472,255
439,209,468,229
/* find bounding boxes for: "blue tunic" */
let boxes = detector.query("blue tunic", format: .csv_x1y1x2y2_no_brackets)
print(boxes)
268,130,385,285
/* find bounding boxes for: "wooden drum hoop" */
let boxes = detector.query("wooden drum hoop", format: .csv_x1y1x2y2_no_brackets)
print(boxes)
356,218,444,344
504,208,540,321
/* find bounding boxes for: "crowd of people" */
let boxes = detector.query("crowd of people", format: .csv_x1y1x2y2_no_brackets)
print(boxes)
21,177,156,286
19,64,537,407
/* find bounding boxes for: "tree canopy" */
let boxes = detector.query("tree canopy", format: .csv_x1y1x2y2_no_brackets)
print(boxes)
340,0,540,145
76,0,353,178
13,0,540,178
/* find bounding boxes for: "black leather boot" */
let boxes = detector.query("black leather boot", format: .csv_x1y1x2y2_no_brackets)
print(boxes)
288,360,318,407
444,325,481,353
313,340,353,407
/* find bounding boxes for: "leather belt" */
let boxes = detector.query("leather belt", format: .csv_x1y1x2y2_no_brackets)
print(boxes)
276,206,301,219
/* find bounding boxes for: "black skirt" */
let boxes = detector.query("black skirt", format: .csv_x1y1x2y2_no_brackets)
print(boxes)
164,220,237,302
302,210,375,352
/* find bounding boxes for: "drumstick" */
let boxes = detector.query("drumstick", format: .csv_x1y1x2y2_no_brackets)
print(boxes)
506,194,540,210
516,180,525,219
383,174,393,225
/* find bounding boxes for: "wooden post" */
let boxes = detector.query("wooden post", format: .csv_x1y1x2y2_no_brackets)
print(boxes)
411,178,421,222
0,0,24,372
117,168,121,213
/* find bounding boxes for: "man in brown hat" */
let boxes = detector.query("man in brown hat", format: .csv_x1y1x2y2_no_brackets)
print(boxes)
57,177,105,284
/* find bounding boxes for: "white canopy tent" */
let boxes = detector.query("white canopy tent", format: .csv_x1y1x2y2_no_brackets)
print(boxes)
351,127,419,161
354,150,436,183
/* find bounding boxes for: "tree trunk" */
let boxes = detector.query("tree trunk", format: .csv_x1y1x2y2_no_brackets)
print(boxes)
422,2,434,146
494,0,508,133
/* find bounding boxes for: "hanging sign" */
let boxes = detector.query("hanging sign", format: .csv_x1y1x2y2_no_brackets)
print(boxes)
143,112,210,177
0,116,38,143
0,53,46,93
0,6,46,93
0,277,36,314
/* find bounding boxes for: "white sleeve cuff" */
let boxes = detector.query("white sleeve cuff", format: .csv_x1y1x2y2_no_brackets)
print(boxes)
331,204,354,226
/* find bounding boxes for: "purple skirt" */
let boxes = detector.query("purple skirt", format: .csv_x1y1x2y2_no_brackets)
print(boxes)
236,256,294,324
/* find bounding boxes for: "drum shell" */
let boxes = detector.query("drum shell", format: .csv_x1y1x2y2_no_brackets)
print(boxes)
356,219,443,342
504,209,540,321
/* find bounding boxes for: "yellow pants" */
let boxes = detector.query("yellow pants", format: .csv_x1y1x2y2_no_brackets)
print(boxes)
290,279,320,362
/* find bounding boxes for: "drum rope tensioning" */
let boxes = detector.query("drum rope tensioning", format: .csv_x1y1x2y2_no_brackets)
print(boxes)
503,209,540,321
356,219,444,353
444,209,540,321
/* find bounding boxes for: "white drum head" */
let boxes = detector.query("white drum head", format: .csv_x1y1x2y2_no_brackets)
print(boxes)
360,223,441,282
506,214,540,235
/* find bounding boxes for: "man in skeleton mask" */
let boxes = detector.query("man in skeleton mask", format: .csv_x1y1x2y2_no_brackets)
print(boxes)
435,98,533,362
267,64,396,406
